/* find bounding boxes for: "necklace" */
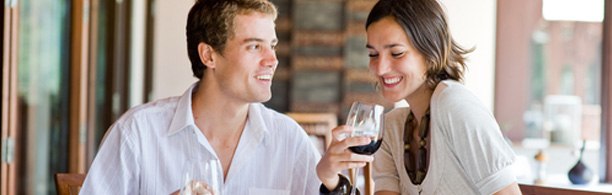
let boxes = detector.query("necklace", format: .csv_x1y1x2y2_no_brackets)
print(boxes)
403,107,430,185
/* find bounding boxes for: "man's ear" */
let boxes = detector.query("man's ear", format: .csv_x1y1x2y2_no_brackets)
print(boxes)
198,42,215,68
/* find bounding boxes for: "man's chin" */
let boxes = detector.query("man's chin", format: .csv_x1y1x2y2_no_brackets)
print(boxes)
253,93,272,103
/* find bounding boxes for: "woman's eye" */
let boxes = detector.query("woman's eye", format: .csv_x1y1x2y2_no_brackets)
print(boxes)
368,53,379,58
271,44,277,51
391,52,404,57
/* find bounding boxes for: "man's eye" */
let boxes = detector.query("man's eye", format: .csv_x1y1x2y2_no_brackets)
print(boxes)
368,54,379,58
248,45,260,50
271,44,277,51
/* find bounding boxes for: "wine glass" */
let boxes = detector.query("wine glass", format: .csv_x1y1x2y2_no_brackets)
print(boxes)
345,102,384,194
180,159,222,195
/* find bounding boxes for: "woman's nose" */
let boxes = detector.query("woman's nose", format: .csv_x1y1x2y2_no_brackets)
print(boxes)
370,57,389,75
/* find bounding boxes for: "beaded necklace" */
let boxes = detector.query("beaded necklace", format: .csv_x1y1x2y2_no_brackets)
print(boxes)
403,107,430,185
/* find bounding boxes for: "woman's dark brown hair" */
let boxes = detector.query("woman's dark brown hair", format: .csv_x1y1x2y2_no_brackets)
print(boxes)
366,0,473,89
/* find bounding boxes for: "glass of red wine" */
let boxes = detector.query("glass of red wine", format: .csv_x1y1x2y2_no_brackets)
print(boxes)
346,102,384,194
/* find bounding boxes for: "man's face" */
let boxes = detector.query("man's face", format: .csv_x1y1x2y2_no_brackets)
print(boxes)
212,12,278,103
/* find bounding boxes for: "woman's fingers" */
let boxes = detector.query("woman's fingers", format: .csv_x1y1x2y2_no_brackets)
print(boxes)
324,156,369,170
317,125,376,185
331,125,353,141
327,150,374,164
343,161,368,169
328,136,372,154
322,150,373,174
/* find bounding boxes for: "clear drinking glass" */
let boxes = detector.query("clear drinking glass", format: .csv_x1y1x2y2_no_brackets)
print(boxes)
346,102,384,194
180,159,222,195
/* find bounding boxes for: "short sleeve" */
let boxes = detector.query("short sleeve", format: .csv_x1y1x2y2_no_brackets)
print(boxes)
434,82,516,195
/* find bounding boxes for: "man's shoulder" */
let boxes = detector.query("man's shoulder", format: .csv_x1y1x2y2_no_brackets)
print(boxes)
250,103,304,134
251,103,295,123
114,96,181,125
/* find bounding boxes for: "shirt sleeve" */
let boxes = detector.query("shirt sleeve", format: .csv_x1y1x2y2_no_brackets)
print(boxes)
80,122,140,195
435,84,516,195
372,110,403,193
290,122,322,195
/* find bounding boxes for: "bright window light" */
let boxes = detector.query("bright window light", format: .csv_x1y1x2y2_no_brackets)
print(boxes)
542,0,604,22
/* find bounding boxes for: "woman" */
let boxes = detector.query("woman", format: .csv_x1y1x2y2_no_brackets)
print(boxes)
365,0,521,194
317,0,522,194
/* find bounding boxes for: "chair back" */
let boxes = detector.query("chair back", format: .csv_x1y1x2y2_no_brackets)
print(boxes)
54,173,86,195
286,112,336,150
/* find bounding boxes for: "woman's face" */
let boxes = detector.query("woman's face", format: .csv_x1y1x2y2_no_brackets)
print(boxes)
366,16,428,103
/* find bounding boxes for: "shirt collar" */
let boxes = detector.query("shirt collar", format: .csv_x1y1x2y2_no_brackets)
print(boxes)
167,82,199,136
245,103,270,144
166,82,271,140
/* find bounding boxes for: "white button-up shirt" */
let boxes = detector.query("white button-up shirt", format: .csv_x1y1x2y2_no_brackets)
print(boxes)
80,83,322,195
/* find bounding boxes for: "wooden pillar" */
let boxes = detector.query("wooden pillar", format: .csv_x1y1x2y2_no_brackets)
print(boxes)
601,0,612,184
69,0,90,173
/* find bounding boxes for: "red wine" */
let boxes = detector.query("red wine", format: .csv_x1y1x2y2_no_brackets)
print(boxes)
349,139,383,155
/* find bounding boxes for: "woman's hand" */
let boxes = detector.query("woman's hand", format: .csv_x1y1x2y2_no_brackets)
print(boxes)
316,125,374,190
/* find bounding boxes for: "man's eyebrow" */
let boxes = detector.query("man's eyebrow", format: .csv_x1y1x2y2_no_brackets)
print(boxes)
241,38,279,44
242,38,264,44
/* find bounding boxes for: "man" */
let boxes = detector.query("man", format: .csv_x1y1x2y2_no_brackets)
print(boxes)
80,0,322,194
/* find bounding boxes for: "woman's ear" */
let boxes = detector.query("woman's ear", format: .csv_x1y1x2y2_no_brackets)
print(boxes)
198,42,215,68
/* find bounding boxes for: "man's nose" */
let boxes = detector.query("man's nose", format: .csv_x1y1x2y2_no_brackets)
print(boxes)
262,46,278,68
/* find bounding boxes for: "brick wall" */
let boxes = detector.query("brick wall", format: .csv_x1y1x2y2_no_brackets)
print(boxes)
266,0,392,122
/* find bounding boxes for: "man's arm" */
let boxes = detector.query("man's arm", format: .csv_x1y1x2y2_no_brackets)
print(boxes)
80,123,139,194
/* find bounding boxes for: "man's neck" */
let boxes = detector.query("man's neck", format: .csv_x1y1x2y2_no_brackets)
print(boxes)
190,79,250,180
191,79,249,138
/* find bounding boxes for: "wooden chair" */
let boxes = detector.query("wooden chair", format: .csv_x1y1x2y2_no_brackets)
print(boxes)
54,173,86,195
286,112,337,150
286,112,374,195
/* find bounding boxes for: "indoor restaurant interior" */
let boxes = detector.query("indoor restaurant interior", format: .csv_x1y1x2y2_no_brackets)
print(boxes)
1,0,611,194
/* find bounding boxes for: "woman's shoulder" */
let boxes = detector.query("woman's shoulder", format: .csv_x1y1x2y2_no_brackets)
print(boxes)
385,106,410,119
432,80,474,102
383,107,410,135
431,80,483,111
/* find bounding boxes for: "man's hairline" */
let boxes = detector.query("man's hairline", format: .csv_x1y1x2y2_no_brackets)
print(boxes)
210,11,277,56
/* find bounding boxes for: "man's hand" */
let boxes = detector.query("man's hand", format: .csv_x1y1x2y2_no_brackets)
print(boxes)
170,180,215,195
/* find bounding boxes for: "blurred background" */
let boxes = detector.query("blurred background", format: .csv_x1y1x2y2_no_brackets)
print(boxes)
1,0,610,194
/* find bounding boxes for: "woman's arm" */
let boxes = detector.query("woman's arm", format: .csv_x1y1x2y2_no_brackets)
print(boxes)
317,125,373,190
375,191,401,195
493,182,522,195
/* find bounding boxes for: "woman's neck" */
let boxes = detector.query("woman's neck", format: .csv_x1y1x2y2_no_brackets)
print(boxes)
405,83,434,122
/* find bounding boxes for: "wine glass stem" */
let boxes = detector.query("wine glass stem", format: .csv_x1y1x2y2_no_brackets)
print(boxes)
352,167,359,195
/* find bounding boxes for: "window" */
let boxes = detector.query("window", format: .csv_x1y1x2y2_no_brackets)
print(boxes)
496,0,607,186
